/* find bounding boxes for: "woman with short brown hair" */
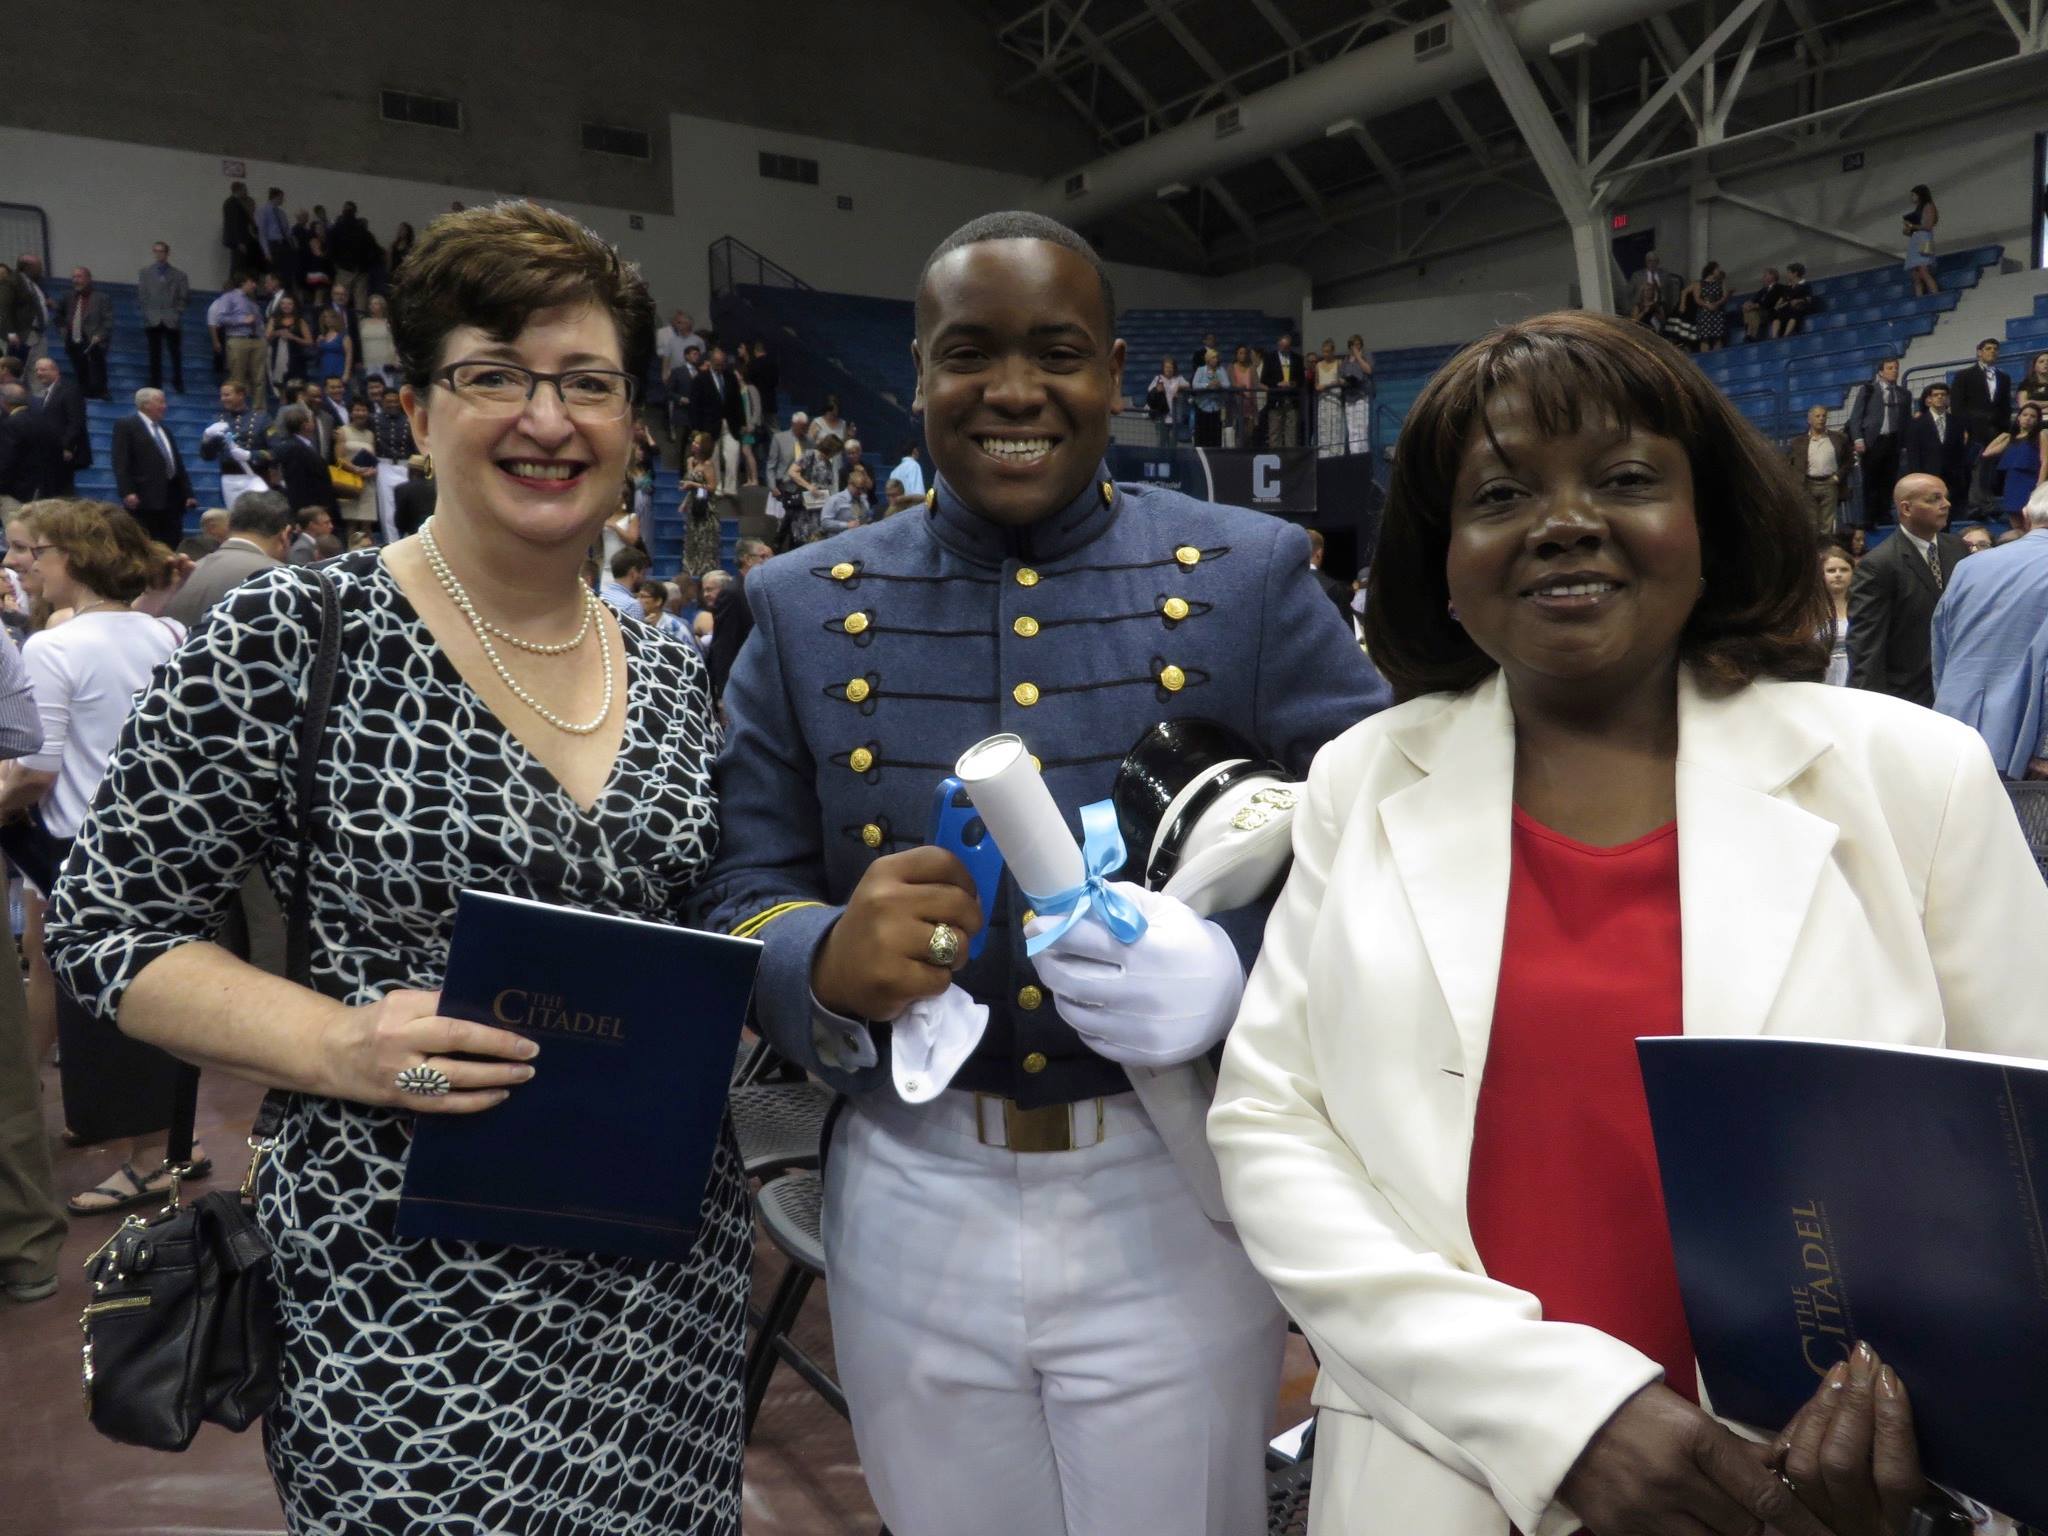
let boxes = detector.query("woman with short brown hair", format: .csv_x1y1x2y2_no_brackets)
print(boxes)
1209,311,2048,1536
48,202,747,1534
0,502,191,1215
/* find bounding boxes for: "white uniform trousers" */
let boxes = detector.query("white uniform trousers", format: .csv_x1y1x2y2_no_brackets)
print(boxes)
218,470,267,509
823,1088,1287,1536
373,461,408,545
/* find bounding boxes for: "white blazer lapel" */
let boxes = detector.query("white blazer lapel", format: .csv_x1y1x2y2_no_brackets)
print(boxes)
1377,673,1516,1088
1674,674,1838,1039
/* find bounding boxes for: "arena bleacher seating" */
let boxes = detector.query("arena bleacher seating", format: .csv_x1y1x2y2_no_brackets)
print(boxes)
48,279,707,570
2009,290,2048,348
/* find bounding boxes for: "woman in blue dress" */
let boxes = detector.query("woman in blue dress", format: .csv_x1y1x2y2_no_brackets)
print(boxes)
1903,183,1938,297
1981,401,2044,530
312,307,352,385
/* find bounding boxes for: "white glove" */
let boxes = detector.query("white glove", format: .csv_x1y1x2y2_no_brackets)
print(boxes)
888,984,989,1104
1026,884,1244,1068
202,420,231,442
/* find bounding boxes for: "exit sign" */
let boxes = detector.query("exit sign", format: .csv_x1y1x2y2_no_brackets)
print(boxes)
1610,212,1630,230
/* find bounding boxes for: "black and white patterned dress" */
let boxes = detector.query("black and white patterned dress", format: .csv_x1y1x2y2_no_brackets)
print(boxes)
47,551,749,1536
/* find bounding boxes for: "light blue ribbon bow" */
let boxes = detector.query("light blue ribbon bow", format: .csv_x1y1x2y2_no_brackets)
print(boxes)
1021,799,1150,958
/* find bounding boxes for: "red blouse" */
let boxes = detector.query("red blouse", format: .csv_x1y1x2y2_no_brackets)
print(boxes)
1465,807,1698,1402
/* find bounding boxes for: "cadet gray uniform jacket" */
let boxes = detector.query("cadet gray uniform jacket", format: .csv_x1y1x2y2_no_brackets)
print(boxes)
695,467,1389,1106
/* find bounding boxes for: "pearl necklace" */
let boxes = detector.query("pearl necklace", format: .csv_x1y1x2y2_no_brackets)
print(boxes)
418,518,614,736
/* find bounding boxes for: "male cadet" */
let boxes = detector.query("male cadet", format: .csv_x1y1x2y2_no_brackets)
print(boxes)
698,212,1388,1536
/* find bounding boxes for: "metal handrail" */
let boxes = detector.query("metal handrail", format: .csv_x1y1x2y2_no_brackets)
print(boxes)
0,203,50,273
708,236,813,303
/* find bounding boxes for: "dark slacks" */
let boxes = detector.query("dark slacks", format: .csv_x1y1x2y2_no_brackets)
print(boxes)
134,503,186,549
1860,435,1901,525
64,338,107,400
146,324,184,391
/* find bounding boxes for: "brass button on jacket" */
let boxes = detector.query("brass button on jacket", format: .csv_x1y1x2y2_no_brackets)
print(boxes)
1022,1052,1049,1074
849,747,875,773
861,823,884,848
1013,615,1040,638
1162,597,1190,621
830,561,856,581
1013,682,1041,707
1159,664,1187,692
1015,567,1040,588
845,678,872,703
843,611,870,635
1174,545,1201,568
1017,984,1044,1011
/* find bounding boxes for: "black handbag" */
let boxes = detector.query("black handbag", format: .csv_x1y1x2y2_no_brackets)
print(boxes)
79,566,341,1451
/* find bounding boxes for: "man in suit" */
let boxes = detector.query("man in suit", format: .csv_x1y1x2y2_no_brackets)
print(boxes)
1848,357,1911,525
220,181,265,278
1848,472,1968,705
275,405,334,522
110,388,197,547
136,242,191,394
705,535,770,702
0,383,63,504
1628,251,1682,332
1932,483,2048,778
1783,405,1853,535
688,345,735,444
57,268,113,401
165,490,292,626
1901,382,1972,513
1260,331,1302,447
28,356,87,494
1950,338,2013,452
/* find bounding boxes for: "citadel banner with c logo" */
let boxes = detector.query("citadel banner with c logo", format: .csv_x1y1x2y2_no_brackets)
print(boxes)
1106,446,1320,516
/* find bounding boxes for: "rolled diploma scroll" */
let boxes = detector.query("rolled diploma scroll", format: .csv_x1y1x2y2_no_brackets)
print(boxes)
954,733,1085,902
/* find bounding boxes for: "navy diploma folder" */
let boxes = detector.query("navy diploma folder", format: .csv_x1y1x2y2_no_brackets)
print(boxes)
1637,1036,2048,1526
397,890,761,1263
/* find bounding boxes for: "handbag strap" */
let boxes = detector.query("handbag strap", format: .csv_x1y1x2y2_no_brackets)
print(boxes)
166,566,341,1168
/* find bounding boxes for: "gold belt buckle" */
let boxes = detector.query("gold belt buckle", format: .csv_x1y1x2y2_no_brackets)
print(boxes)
975,1094,1108,1153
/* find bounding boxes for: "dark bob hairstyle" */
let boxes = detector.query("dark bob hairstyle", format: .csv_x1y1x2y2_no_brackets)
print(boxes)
1363,310,1830,700
388,200,656,398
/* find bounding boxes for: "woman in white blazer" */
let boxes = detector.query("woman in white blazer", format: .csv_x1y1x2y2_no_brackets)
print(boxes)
1209,312,2048,1536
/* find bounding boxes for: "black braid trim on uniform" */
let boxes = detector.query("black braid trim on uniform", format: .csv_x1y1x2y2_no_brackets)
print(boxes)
1029,598,1216,631
841,817,913,851
1028,663,1213,701
826,746,954,784
824,678,996,714
1031,545,1231,578
1036,750,1130,770
810,562,1001,591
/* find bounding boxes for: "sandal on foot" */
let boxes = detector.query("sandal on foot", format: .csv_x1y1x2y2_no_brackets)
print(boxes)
66,1162,164,1216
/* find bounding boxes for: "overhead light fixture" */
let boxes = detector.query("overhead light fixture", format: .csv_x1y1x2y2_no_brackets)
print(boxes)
1156,182,1190,199
1549,31,1596,56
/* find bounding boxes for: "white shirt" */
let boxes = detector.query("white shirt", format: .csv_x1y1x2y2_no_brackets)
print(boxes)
889,455,925,499
21,611,185,838
1805,434,1838,479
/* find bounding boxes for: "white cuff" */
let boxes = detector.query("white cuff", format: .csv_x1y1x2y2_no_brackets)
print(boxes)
808,991,878,1071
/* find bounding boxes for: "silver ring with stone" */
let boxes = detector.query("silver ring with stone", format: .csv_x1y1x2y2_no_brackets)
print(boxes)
926,922,963,967
395,1064,453,1098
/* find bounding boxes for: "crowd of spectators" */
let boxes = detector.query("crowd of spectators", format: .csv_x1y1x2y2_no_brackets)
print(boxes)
1148,326,1375,457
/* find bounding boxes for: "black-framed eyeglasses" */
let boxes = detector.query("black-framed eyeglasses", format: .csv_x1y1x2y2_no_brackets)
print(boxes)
431,360,638,421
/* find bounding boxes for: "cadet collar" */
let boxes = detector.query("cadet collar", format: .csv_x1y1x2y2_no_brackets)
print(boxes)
924,465,1120,568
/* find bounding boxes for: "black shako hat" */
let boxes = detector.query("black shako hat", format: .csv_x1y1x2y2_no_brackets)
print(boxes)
1111,718,1300,916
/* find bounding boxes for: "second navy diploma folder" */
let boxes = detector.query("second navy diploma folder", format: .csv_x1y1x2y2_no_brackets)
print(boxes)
1637,1036,2048,1527
397,889,761,1262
